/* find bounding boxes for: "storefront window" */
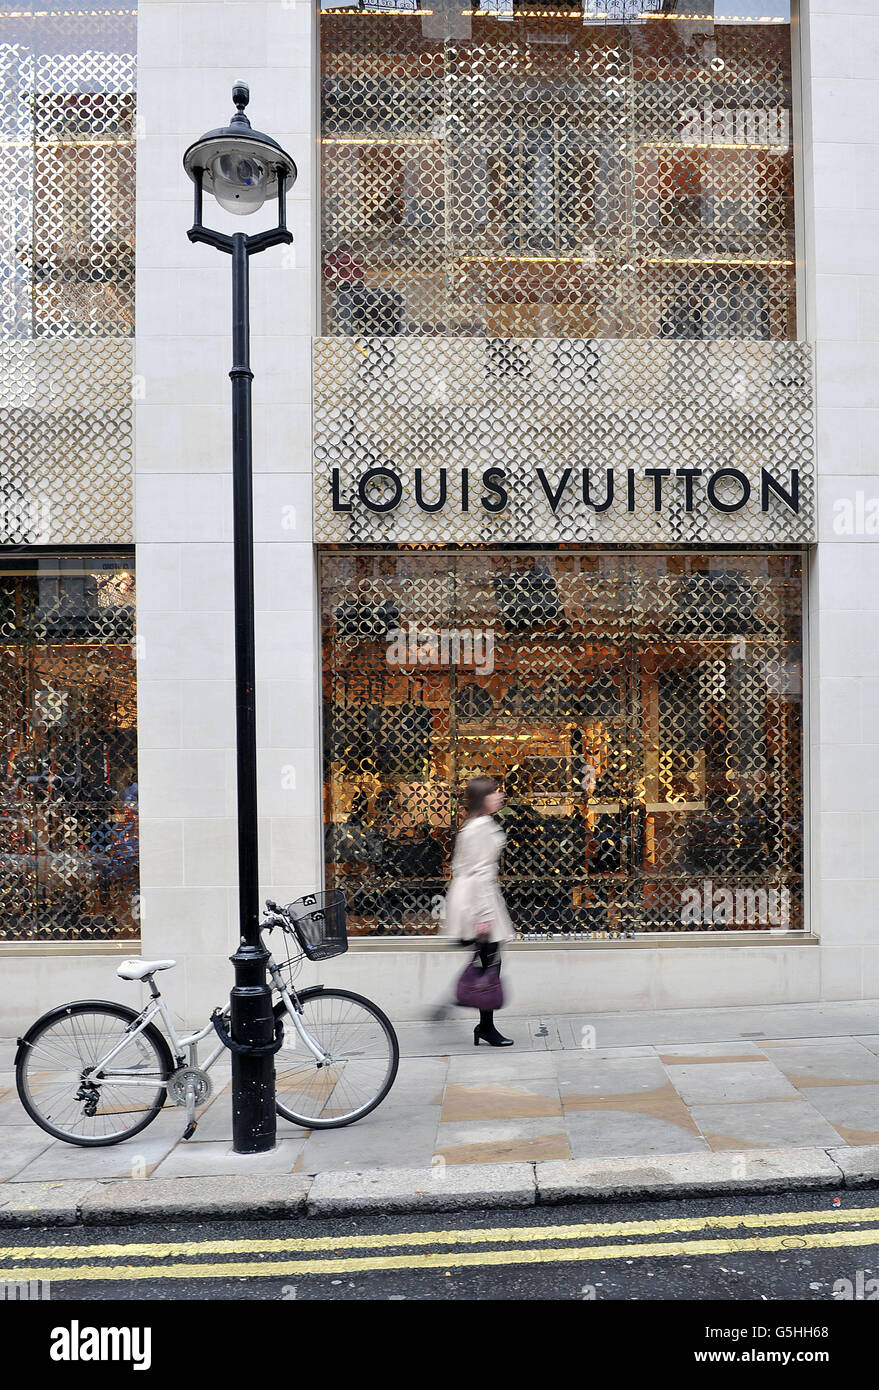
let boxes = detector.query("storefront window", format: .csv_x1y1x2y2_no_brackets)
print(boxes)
0,7,136,339
319,4,796,338
0,556,138,942
320,551,803,938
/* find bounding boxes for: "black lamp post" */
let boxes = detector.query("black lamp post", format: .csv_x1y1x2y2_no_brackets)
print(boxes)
183,83,297,1154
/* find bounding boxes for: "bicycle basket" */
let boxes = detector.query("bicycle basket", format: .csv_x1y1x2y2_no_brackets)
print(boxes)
284,890,348,961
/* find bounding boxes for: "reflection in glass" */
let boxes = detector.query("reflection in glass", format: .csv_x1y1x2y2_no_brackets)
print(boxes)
0,557,139,942
320,7,795,339
320,551,803,938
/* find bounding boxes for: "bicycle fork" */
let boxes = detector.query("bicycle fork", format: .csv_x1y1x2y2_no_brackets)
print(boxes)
271,972,334,1066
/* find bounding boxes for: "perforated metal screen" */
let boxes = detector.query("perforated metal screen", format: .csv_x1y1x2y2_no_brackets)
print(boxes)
320,7,796,339
321,550,803,938
0,8,136,546
0,557,138,942
313,335,815,546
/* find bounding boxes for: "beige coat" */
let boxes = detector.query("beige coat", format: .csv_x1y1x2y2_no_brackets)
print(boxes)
443,815,515,944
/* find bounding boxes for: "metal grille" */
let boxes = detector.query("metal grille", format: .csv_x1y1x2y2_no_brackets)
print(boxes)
0,558,138,942
313,335,814,546
321,550,803,938
0,339,134,545
320,8,795,339
0,12,136,545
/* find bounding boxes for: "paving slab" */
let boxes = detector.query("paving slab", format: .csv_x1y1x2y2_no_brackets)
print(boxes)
384,1057,449,1092
555,1055,671,1095
436,1132,571,1166
299,1108,441,1174
556,1003,879,1049
0,1090,28,1125
535,1148,843,1204
445,1050,560,1085
670,1061,800,1106
79,1174,312,1225
766,1042,879,1087
12,1128,180,1183
791,1084,879,1145
441,1079,562,1123
564,1110,708,1160
435,1115,572,1166
0,1127,54,1181
306,1161,536,1216
657,1042,768,1061
689,1099,845,1151
150,1137,307,1179
0,1180,100,1227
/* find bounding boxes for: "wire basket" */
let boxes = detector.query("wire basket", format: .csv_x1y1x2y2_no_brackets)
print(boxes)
284,890,348,962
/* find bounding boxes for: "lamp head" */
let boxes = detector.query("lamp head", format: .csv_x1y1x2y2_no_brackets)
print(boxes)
183,82,297,216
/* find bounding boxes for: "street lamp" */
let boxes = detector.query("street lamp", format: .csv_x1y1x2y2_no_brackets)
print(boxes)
183,83,297,1154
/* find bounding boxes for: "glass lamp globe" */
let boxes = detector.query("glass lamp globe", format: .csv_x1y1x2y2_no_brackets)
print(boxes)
209,151,268,215
183,82,297,218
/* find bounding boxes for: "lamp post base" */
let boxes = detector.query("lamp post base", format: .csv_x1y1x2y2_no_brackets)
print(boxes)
229,941,277,1154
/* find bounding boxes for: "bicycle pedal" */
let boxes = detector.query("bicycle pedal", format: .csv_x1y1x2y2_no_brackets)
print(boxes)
182,1119,198,1141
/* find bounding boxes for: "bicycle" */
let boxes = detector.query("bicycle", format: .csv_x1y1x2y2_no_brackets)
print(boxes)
15,891,399,1146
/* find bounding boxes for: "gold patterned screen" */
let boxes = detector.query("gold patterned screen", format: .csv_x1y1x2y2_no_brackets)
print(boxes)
313,335,815,547
0,6,135,545
0,557,138,942
321,550,803,938
320,6,795,339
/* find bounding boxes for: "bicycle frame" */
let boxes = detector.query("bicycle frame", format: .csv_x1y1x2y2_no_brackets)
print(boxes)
82,941,331,1090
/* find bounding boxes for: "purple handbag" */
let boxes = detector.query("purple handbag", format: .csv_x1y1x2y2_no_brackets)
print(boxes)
455,953,504,1011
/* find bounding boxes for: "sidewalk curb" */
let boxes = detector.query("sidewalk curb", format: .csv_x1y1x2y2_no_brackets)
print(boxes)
2,1147,879,1227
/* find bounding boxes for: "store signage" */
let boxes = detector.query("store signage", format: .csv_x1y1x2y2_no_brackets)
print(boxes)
330,465,800,516
313,337,816,546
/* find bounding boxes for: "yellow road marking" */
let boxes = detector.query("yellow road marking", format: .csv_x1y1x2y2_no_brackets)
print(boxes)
4,1203,879,1264
4,1226,879,1283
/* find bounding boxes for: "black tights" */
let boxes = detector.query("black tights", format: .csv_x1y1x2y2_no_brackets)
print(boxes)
473,941,500,1032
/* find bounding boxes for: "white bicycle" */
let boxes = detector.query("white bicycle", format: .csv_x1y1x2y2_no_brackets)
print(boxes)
15,892,399,1146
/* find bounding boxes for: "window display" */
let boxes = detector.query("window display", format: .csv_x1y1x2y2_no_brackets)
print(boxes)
0,556,138,942
320,550,803,937
320,6,796,339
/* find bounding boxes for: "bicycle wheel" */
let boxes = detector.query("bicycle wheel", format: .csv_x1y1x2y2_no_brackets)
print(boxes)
16,1001,173,1147
274,988,399,1128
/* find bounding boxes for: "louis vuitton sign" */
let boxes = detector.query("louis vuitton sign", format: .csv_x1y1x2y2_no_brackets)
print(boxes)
313,337,815,548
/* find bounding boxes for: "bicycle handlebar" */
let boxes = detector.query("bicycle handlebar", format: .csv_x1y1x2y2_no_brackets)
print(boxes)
260,901,295,937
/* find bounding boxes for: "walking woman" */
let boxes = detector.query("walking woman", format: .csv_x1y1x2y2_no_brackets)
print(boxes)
444,776,516,1047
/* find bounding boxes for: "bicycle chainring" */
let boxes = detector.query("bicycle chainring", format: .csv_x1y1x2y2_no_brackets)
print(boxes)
168,1066,213,1108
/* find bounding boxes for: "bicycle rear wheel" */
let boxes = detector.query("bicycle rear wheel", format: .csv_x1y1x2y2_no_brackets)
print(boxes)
16,1002,173,1147
274,988,398,1128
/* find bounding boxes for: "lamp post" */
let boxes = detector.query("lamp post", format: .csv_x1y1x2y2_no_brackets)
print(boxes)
183,83,297,1154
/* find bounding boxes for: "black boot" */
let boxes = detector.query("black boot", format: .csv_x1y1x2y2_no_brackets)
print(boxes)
474,1009,514,1047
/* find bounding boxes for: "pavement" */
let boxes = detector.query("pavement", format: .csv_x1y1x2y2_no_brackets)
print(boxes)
4,999,879,1226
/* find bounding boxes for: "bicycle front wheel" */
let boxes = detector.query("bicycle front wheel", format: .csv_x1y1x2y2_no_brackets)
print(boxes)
16,1001,173,1147
274,988,399,1128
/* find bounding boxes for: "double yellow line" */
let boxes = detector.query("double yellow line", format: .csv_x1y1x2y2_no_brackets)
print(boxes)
4,1204,879,1283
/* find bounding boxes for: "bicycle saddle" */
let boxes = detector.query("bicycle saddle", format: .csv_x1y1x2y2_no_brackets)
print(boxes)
117,958,176,980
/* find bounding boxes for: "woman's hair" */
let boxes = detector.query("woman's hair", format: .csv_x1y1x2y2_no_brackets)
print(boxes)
461,776,501,820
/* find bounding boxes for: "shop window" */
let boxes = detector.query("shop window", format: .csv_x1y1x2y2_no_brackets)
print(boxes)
320,7,796,338
320,551,803,939
1,11,136,340
0,557,139,942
